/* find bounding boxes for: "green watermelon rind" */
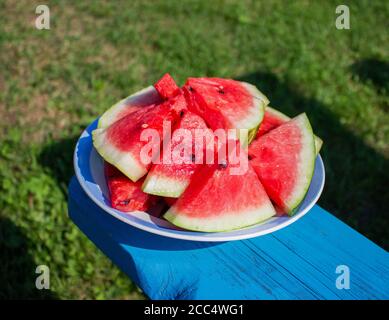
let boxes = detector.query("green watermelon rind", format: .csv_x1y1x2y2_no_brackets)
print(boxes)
247,126,258,143
283,113,316,215
142,173,189,198
97,86,160,129
92,128,148,182
264,106,323,155
164,201,276,232
314,136,323,155
266,106,290,121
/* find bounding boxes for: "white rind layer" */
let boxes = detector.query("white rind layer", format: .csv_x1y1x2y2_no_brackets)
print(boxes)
97,86,160,129
142,173,189,197
284,113,316,213
92,128,147,182
266,106,290,121
164,201,276,232
231,82,268,132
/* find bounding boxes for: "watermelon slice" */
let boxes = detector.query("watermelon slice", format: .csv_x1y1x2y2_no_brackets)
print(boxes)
154,73,180,99
184,77,269,141
253,106,323,154
104,162,158,212
93,94,187,181
142,111,212,197
248,113,316,215
164,148,276,232
256,106,291,136
98,86,161,129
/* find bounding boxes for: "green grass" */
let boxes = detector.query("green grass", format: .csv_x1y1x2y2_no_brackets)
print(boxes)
0,0,388,299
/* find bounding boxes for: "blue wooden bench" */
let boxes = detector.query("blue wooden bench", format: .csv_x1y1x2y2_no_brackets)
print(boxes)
68,176,389,300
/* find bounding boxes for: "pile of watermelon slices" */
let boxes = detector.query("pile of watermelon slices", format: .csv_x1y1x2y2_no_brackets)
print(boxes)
92,74,322,232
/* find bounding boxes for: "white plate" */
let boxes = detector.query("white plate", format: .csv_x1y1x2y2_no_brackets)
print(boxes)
74,119,325,242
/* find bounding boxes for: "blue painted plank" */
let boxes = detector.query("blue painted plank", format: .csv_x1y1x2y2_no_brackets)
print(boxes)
68,177,389,300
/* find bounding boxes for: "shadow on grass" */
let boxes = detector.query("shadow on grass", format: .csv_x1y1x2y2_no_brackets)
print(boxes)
39,136,80,197
350,58,389,93
0,217,58,299
237,71,389,249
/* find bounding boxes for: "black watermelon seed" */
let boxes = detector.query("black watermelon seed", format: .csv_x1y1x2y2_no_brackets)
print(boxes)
119,199,130,205
218,89,225,94
219,161,228,169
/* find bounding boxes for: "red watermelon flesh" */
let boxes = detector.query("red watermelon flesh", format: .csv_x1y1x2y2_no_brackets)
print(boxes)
183,85,228,129
253,106,323,154
256,107,290,137
154,73,180,100
142,111,213,197
164,146,276,232
98,86,161,129
104,162,158,212
249,113,315,215
93,94,187,182
184,77,268,140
